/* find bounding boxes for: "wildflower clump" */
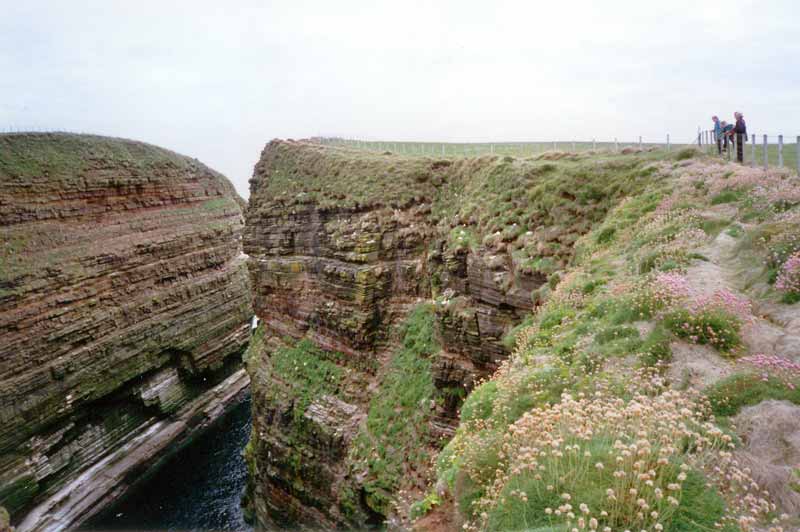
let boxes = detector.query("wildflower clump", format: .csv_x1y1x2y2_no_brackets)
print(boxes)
632,271,693,316
741,354,800,390
663,288,751,352
775,251,800,303
631,210,707,274
455,370,776,531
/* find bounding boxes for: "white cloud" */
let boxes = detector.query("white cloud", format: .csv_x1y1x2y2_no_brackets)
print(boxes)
1,0,797,197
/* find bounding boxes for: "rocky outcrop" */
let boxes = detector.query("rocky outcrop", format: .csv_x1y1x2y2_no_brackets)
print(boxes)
0,133,252,529
16,369,250,532
243,141,645,529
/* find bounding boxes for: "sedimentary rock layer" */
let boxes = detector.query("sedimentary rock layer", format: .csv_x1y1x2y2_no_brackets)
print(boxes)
16,369,250,532
243,140,649,529
0,133,252,528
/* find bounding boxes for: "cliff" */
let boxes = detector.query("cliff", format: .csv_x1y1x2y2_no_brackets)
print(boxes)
242,140,668,529
0,133,253,529
432,158,800,531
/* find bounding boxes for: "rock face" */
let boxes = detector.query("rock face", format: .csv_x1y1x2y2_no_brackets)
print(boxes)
243,141,641,529
0,133,252,528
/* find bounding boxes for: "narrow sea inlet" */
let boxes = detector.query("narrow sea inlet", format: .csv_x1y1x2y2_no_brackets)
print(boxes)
82,395,253,532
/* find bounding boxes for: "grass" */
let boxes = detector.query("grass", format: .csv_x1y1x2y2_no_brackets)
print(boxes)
349,304,440,515
0,133,243,301
663,308,742,353
0,132,198,180
318,137,800,183
322,137,783,181
423,147,800,530
638,325,673,366
711,189,745,205
706,372,800,417
255,140,689,281
782,291,800,304
485,449,731,532
319,138,685,159
267,338,344,423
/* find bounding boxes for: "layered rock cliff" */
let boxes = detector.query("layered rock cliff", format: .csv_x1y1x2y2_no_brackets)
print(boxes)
243,140,662,529
0,133,252,529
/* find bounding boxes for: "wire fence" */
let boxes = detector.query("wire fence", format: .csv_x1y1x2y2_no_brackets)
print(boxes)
317,131,800,175
314,135,695,159
697,127,799,173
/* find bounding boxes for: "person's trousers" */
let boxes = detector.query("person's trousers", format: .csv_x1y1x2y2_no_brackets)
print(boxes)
736,133,744,163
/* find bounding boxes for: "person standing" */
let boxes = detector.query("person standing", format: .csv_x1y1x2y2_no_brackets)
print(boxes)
734,112,747,163
712,116,722,154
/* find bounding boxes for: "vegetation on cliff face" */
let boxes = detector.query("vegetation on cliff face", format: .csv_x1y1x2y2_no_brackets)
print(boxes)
349,304,439,516
432,158,800,531
249,140,676,284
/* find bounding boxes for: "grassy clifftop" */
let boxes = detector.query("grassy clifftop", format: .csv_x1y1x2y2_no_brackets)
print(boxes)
250,140,687,279
246,140,773,530
0,132,242,207
429,156,800,531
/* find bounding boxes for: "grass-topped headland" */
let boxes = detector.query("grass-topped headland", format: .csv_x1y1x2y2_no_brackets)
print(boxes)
249,140,696,280
0,133,245,301
423,154,800,531
245,139,800,530
0,132,253,526
0,132,236,194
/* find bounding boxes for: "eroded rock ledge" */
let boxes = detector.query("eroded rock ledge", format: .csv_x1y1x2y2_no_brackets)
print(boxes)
0,133,253,529
243,140,655,529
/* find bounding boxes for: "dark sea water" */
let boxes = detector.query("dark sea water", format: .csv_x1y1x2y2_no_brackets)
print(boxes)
82,395,253,532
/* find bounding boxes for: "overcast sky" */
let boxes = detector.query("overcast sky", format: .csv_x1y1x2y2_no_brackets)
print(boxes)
1,1,798,198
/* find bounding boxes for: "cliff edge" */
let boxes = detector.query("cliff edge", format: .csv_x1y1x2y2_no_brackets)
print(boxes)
0,133,253,529
242,140,667,529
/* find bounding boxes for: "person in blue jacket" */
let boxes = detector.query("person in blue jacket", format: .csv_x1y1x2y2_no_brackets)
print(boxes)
712,116,722,154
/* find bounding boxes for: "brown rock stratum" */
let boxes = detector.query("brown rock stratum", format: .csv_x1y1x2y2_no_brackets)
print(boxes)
242,140,634,529
0,133,252,530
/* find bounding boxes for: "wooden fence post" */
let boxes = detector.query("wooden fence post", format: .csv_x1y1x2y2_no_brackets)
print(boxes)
639,136,642,149
553,141,557,151
667,134,670,152
614,138,618,152
797,136,800,175
778,135,784,167
592,138,596,151
763,134,768,170
751,134,756,168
